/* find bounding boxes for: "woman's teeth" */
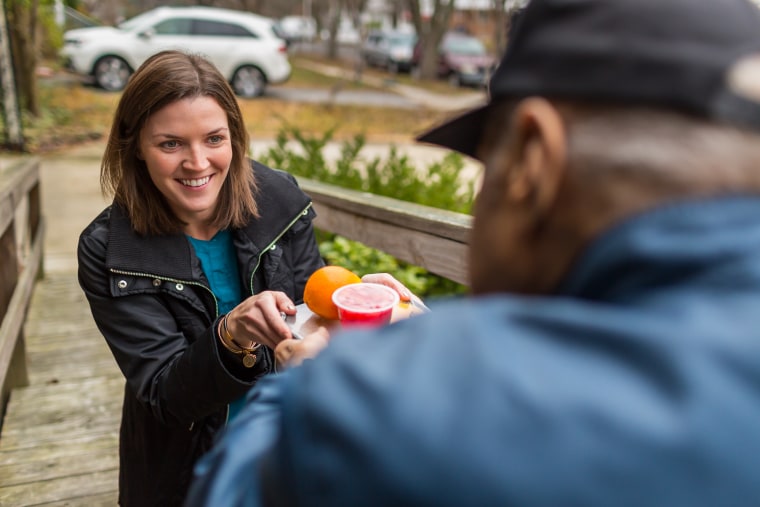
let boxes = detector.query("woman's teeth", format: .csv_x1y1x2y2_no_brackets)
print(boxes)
180,176,210,187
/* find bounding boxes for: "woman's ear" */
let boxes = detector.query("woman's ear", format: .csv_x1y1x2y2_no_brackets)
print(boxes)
504,98,568,216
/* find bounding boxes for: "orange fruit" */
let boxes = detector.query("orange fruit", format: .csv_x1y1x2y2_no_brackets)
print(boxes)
303,265,361,320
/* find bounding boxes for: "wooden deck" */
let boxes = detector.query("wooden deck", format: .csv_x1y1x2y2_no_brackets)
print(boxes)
0,270,122,505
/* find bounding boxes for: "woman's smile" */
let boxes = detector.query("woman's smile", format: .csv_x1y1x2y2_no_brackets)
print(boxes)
178,175,213,188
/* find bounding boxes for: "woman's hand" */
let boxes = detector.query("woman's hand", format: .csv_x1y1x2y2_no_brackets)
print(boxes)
361,273,414,302
275,327,331,369
224,291,298,350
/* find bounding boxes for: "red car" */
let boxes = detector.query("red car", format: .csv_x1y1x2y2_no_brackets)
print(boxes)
414,32,496,87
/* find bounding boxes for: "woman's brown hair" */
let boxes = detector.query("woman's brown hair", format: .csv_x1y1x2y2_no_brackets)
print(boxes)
100,50,258,236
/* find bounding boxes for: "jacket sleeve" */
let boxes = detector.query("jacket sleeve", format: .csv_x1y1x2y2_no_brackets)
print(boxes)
77,222,266,428
185,373,288,507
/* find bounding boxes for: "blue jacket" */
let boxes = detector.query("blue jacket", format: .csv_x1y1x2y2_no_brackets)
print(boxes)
187,197,760,507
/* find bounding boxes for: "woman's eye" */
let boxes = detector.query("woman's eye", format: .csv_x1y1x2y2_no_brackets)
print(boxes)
161,140,179,149
209,135,224,144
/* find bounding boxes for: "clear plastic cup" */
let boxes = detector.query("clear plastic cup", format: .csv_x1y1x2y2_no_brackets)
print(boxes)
331,283,400,328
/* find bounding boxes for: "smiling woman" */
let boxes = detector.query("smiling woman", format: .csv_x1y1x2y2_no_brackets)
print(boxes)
77,49,324,506
75,49,415,507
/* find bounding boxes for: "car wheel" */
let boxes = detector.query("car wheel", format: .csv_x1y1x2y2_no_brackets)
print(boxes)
448,72,461,88
232,66,266,98
388,61,399,75
93,56,131,92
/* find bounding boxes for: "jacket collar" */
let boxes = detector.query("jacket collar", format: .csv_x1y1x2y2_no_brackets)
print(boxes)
105,161,311,280
556,196,760,302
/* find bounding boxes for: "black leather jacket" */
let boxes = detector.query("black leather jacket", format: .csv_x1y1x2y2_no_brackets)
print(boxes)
77,161,324,506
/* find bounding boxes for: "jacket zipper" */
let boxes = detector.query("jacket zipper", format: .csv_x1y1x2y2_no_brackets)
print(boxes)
248,202,313,295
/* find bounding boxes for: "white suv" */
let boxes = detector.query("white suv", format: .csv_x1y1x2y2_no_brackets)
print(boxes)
61,6,291,98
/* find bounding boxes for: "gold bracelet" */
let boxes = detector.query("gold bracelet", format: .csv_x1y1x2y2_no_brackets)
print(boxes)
219,314,261,368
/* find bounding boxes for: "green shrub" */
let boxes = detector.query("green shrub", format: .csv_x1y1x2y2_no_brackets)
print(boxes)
257,126,473,299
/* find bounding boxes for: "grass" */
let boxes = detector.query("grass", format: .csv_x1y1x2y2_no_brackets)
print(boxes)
284,58,370,90
290,53,482,96
10,57,455,153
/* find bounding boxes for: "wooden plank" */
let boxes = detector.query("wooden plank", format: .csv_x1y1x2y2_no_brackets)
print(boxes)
27,359,120,385
0,413,121,450
0,159,39,201
3,376,123,420
33,491,120,507
0,469,117,506
299,177,472,243
25,334,112,356
313,203,470,285
0,159,39,236
0,448,118,487
0,433,117,466
0,221,44,397
0,198,12,242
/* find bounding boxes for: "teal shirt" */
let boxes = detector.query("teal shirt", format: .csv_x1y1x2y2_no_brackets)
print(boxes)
187,230,247,422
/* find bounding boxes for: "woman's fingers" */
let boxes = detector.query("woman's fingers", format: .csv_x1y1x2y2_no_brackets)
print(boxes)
227,291,296,349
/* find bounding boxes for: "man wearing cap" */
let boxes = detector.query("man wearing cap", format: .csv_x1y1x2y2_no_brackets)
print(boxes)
187,0,760,505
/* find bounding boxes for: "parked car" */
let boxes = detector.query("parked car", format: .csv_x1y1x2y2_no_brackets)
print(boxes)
61,6,291,98
414,32,496,88
276,15,317,43
361,30,417,74
320,18,361,45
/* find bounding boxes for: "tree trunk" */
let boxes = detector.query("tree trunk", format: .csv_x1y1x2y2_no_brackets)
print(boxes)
324,0,342,60
0,0,23,149
492,0,507,57
408,0,454,81
6,0,39,117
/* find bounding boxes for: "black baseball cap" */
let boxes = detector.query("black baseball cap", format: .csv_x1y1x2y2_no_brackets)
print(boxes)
416,0,760,160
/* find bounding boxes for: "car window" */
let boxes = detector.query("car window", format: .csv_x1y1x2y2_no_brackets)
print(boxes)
443,36,486,56
153,18,193,35
389,34,416,47
193,19,256,38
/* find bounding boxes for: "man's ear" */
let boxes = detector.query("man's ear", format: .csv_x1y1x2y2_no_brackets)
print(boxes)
504,98,567,215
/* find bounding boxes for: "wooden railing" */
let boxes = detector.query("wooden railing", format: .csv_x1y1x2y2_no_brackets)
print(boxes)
0,157,44,420
298,178,472,286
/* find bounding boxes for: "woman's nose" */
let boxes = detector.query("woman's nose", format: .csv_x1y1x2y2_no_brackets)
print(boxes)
183,145,211,171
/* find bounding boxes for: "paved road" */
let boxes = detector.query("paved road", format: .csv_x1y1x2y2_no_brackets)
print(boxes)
265,86,418,109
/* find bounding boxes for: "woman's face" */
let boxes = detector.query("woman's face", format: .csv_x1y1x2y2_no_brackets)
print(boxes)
138,96,233,234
